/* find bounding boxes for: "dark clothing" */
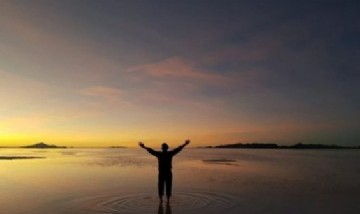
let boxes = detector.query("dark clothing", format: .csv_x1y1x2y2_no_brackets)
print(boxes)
146,146,183,172
158,171,172,197
146,146,184,197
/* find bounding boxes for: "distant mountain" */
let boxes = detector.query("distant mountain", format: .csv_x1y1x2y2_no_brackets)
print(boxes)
203,142,359,149
22,142,66,149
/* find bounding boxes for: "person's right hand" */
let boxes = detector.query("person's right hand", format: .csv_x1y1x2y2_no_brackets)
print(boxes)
138,142,145,148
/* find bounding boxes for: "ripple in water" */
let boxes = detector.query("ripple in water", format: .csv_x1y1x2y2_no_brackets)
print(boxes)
60,191,238,214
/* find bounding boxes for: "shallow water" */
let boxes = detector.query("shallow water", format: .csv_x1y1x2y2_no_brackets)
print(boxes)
1,148,359,214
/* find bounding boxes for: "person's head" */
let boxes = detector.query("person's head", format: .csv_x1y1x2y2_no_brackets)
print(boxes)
161,143,169,152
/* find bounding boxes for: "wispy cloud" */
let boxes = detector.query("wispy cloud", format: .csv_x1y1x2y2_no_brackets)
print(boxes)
78,84,155,111
128,57,229,85
124,57,231,110
78,86,136,110
80,86,124,100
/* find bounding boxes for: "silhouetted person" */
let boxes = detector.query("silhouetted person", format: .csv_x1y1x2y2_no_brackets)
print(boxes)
139,139,190,201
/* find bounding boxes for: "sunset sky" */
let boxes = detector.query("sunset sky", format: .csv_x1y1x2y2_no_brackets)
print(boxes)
0,0,359,147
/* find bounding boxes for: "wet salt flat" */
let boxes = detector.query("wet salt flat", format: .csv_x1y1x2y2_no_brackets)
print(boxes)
1,148,360,214
56,191,237,214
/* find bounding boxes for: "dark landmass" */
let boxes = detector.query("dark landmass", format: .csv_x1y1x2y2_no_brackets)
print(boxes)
109,146,127,148
22,142,67,149
0,156,45,160
201,143,360,149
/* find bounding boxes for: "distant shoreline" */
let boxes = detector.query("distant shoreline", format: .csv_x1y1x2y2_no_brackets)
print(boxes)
199,143,360,149
1,142,359,150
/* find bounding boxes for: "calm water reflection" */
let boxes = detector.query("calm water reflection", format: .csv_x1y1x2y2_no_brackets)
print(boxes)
158,201,171,214
1,148,360,214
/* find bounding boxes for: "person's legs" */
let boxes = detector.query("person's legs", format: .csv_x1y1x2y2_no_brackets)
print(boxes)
158,173,165,199
165,171,173,199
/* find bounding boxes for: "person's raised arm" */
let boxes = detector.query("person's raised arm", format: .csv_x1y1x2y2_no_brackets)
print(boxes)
171,139,191,155
138,142,158,156
138,142,148,149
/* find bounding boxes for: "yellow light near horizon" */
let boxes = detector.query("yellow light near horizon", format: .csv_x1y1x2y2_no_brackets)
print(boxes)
0,129,146,147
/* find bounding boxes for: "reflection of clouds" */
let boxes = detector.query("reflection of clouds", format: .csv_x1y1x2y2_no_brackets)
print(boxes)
81,155,156,168
32,150,49,153
202,159,238,166
60,151,77,156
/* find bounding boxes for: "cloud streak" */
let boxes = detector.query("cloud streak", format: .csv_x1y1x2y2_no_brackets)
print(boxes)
80,86,124,101
129,57,226,81
124,57,231,110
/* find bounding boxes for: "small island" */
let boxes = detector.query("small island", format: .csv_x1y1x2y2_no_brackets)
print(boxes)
22,142,67,149
201,142,360,149
0,156,45,160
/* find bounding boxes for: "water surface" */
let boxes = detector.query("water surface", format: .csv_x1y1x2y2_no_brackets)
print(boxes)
1,148,359,213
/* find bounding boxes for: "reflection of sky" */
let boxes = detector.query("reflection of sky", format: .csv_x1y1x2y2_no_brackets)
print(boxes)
1,149,360,213
0,1,359,146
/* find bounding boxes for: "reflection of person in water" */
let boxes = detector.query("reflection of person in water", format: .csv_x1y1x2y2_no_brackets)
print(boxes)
158,200,172,214
139,139,190,201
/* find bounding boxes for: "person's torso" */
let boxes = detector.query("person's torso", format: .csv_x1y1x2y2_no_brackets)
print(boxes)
157,152,174,172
